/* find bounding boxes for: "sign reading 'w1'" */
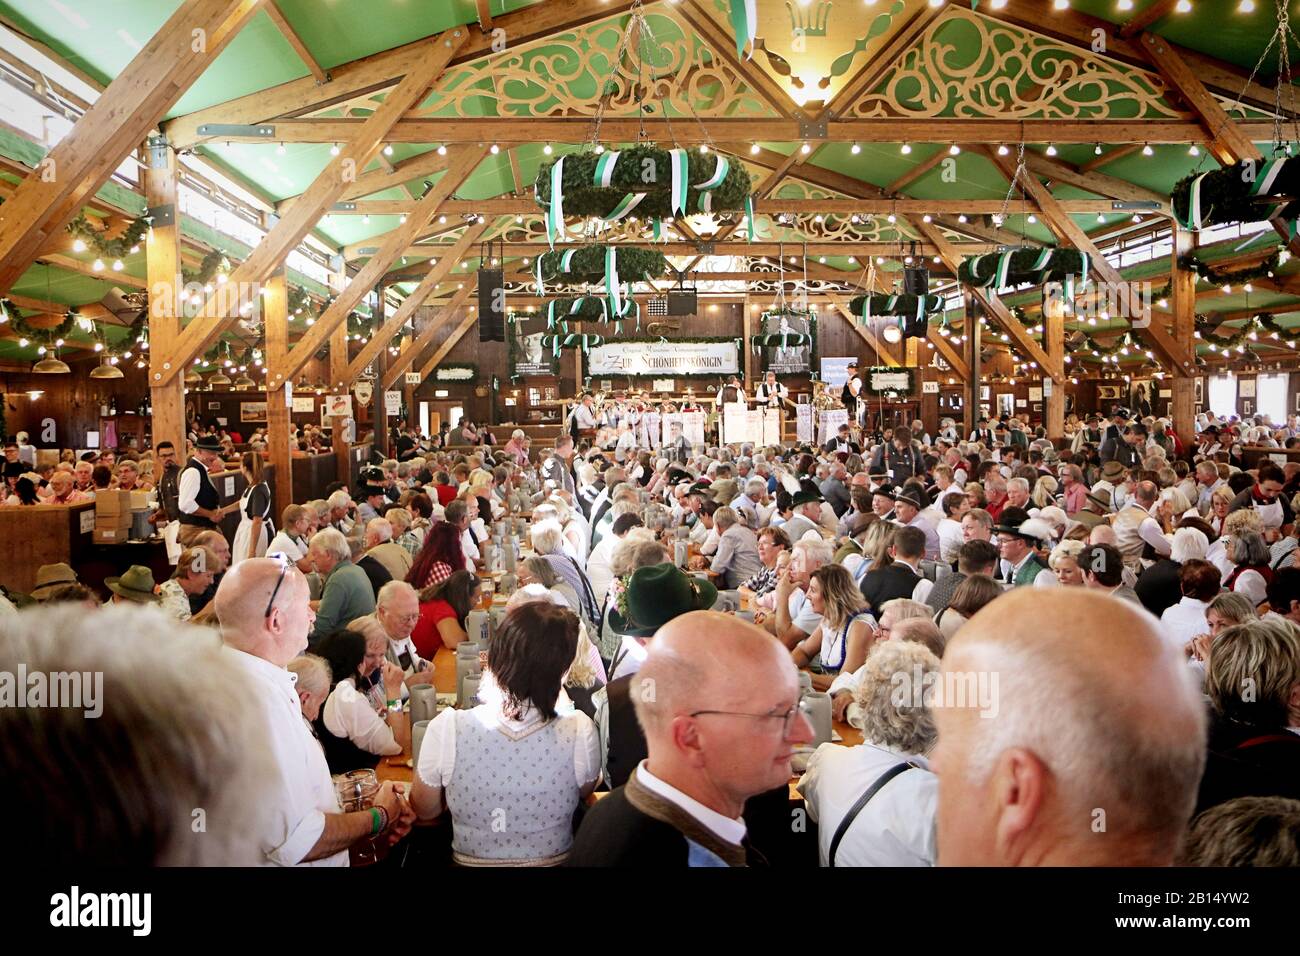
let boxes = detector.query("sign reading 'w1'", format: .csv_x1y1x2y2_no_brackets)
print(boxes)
586,339,738,377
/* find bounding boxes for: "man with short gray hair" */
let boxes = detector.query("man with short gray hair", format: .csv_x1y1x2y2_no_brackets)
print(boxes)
307,527,375,645
709,506,764,590
933,588,1206,865
364,517,413,582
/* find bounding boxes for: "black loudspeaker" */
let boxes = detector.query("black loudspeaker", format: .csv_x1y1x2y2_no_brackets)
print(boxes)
667,290,697,315
902,265,929,295
478,268,504,342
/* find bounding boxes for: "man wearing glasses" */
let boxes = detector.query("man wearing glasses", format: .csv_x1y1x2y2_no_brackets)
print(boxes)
570,611,813,867
149,441,182,529
370,581,435,690
216,556,414,865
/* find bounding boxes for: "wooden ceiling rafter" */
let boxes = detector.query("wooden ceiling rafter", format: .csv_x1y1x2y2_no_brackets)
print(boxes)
264,1,328,84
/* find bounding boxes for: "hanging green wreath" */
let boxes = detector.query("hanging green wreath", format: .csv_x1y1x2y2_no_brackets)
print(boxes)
543,295,640,329
540,332,605,357
959,247,1089,291
1172,155,1300,230
848,294,945,321
534,246,667,286
66,213,149,260
534,147,753,240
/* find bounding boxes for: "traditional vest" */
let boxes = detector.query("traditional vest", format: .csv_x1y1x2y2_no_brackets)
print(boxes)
1012,554,1049,587
721,384,742,404
177,458,219,528
925,570,967,614
1111,504,1150,566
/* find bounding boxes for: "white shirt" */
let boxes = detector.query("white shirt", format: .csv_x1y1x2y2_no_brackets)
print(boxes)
937,517,964,565
798,742,937,867
1139,506,1173,557
416,676,600,791
322,679,401,757
636,761,746,848
586,532,620,604
573,403,599,430
461,528,480,569
267,531,309,563
177,458,210,515
1160,596,1210,654
222,646,347,867
609,634,648,683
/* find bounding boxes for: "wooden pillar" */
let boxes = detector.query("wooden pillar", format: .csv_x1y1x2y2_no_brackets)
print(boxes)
330,318,351,488
1171,225,1197,445
145,136,186,457
743,296,755,386
263,268,292,521
1044,285,1066,439
964,291,981,436
574,320,586,394
370,285,388,457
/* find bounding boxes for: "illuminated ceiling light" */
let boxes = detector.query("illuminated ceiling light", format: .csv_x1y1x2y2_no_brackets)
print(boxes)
887,213,896,223
1188,144,1200,156
91,258,104,271
699,144,709,154
948,143,960,155
1027,214,1037,224
362,214,370,224
922,214,932,222
490,143,500,154
1045,144,1057,156
112,259,124,271
1132,213,1142,223
900,142,912,154
990,0,1007,7
801,142,812,154
750,143,760,154
1237,0,1255,10
997,144,1009,155
437,144,448,155
277,142,286,155
594,144,606,154
1053,0,1069,9
1174,0,1191,11
383,144,394,156
850,142,861,154
543,143,553,155
330,143,340,156
957,214,967,223
1097,213,1106,222
400,214,407,224
1142,143,1154,156
882,323,903,342
72,238,87,253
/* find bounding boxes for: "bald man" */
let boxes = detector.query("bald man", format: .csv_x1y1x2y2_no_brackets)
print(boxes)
569,612,813,867
932,589,1206,866
216,558,413,866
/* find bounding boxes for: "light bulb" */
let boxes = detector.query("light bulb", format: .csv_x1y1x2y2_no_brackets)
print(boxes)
1142,143,1154,156
490,143,500,154
72,238,87,252
92,259,104,271
437,144,447,155
1189,144,1200,156
277,142,286,155
112,259,123,271
330,143,340,156
383,144,394,156
850,142,860,154
749,143,759,154
1045,144,1057,156
948,144,960,155
997,144,1009,155
901,143,912,154
801,142,811,154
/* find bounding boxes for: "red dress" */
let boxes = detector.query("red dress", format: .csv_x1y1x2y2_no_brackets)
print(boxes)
434,484,457,506
411,598,459,659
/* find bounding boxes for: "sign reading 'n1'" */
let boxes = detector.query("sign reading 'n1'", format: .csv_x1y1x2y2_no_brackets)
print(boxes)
587,339,738,377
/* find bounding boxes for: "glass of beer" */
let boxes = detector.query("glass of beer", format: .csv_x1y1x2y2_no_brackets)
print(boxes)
479,577,495,610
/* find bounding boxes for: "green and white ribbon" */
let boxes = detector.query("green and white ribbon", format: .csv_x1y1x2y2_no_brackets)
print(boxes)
745,196,755,242
695,154,729,191
546,156,566,248
1249,158,1286,199
669,148,689,216
606,246,623,318
542,332,605,357
728,0,757,59
605,192,645,221
1180,170,1212,230
697,191,713,215
652,218,664,242
593,150,621,187
535,256,546,295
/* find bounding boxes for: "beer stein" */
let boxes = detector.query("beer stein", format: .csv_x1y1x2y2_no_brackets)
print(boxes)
799,691,833,746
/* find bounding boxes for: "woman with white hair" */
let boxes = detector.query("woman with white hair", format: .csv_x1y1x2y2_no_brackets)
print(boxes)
1047,538,1087,586
1030,474,1059,510
548,494,589,565
1034,505,1068,543
1136,524,1210,617
798,640,940,866
530,519,601,629
1223,530,1273,608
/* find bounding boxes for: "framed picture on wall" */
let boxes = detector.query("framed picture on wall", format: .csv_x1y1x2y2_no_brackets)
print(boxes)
1032,402,1042,412
1195,379,1204,405
1097,384,1123,400
980,386,990,400
1243,399,1253,416
1239,378,1256,399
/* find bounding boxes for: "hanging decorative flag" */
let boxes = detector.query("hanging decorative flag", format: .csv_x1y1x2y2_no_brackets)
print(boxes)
594,150,621,187
545,156,566,248
694,154,729,191
668,148,689,216
728,0,757,59
606,246,623,318
745,196,755,242
605,193,645,221
652,218,663,242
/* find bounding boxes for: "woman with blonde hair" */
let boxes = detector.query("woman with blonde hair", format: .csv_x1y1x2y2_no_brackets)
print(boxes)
791,564,877,691
848,519,897,591
1048,539,1087,586
1031,474,1059,510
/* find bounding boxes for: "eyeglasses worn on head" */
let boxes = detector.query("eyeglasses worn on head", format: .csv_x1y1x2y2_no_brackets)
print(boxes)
264,552,292,618
689,705,804,739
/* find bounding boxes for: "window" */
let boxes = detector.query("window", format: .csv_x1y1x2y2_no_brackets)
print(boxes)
1256,373,1289,424
1207,374,1237,420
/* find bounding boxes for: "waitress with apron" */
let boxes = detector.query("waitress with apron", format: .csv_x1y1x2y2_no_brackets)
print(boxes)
1241,462,1292,545
231,451,274,564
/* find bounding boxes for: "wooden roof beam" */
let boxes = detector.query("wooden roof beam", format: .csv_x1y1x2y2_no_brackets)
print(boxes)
0,0,265,295
381,284,476,390
265,2,327,84
164,0,641,148
160,27,473,384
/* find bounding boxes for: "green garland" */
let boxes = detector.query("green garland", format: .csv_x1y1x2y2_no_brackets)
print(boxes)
9,309,77,343
958,247,1089,288
65,213,148,260
1172,155,1300,230
847,293,945,318
750,332,811,347
1194,311,1300,350
862,366,916,395
432,362,478,383
533,146,753,222
183,249,229,286
1151,252,1282,300
535,246,667,285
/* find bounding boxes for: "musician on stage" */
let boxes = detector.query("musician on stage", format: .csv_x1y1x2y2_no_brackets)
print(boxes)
716,374,746,407
753,370,789,409
568,392,599,440
841,361,863,426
